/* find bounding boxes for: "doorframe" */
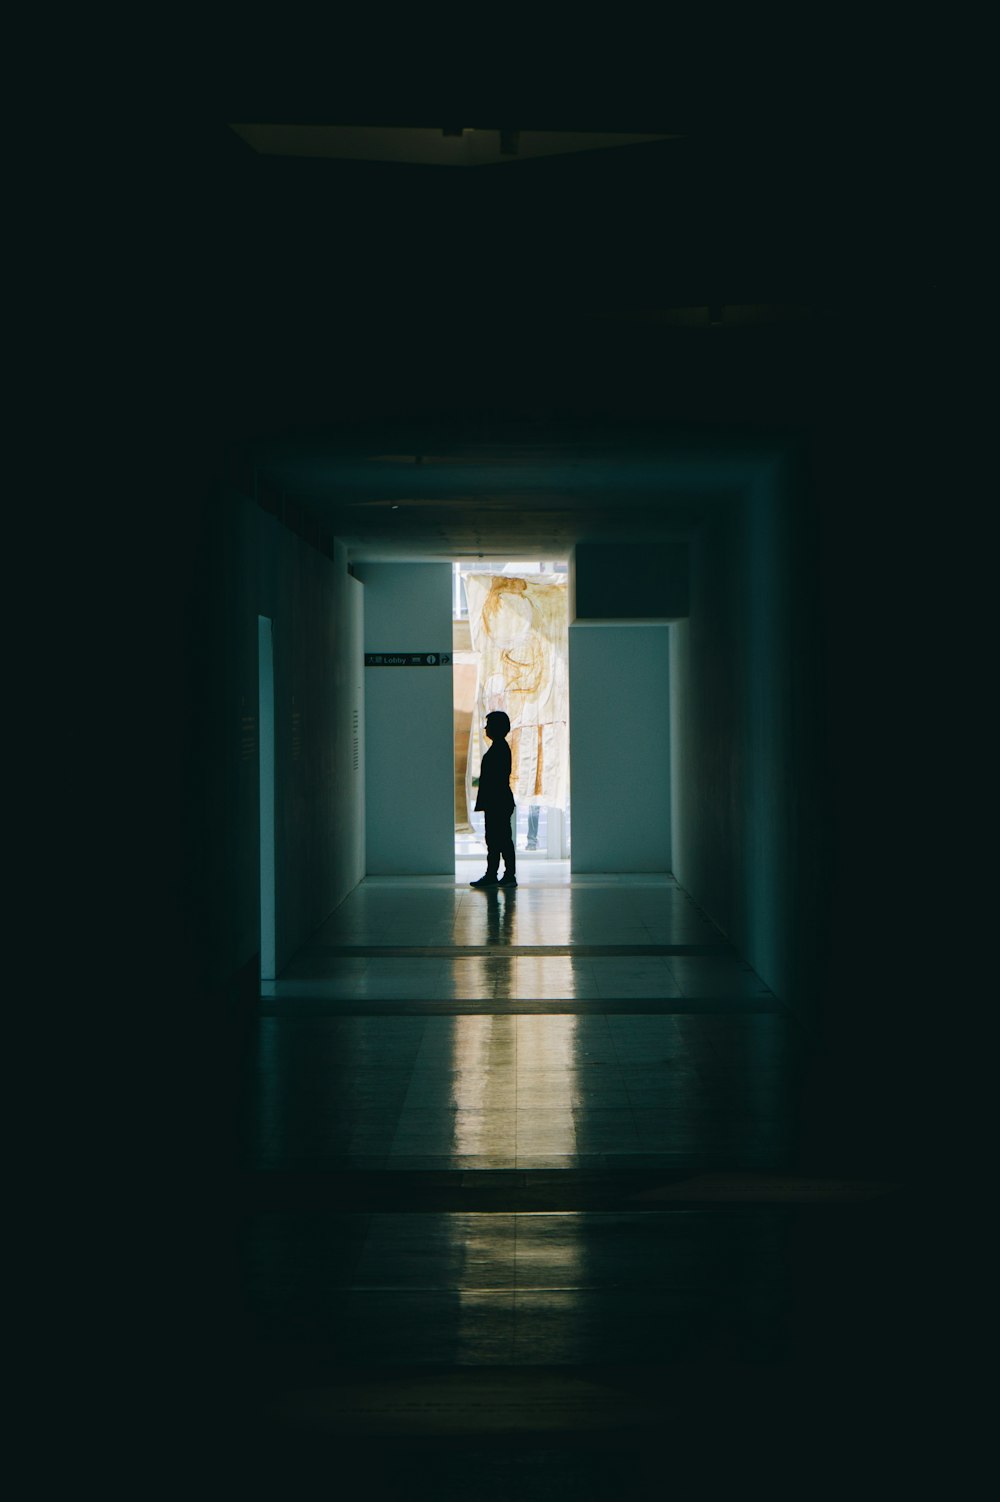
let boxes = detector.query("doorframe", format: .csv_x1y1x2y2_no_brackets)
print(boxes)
258,615,276,980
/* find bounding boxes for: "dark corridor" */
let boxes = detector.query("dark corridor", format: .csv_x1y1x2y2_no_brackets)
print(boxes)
113,97,963,1500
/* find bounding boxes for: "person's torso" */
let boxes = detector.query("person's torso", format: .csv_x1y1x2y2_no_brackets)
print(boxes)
477,740,514,808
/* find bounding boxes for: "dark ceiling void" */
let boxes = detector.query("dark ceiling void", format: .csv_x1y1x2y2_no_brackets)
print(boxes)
202,116,934,377
189,112,942,565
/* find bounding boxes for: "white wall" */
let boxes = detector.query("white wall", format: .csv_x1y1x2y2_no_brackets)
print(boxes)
206,501,366,983
568,624,671,872
355,563,454,874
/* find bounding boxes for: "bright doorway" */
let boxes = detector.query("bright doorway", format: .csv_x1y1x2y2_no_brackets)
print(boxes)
452,561,571,871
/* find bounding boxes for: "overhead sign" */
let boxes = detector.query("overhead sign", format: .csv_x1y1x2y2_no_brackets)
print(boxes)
364,652,453,667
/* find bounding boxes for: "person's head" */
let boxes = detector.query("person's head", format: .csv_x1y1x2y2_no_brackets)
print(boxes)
484,710,511,742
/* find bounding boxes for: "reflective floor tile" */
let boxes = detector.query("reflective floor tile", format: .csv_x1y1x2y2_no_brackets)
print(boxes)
403,1075,518,1110
392,1105,515,1141
513,959,601,998
590,958,684,999
516,1077,630,1109
253,878,791,1189
509,1288,780,1364
571,1109,640,1151
665,957,775,997
311,1290,517,1364
354,1212,517,1289
516,1110,577,1155
389,1153,518,1170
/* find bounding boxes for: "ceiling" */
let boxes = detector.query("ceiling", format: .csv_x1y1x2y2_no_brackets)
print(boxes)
251,432,775,560
196,102,944,560
229,124,675,167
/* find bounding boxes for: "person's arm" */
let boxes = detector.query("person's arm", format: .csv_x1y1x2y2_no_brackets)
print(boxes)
500,740,514,807
477,744,495,799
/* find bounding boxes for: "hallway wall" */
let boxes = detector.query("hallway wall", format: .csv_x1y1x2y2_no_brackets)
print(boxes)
569,624,672,871
355,563,454,874
208,490,365,984
669,453,823,1020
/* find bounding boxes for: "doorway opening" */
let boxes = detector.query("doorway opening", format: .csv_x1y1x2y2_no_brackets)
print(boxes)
452,561,571,876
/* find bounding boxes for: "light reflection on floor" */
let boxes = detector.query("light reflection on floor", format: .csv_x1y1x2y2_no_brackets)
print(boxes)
261,871,774,1004
244,872,807,1386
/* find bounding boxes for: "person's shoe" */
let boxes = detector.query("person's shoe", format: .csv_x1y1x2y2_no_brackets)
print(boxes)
498,874,517,887
470,875,499,888
526,841,538,851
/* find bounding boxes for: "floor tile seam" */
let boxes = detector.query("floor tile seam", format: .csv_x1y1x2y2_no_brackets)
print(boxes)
246,1179,873,1206
257,999,785,1015
324,1283,689,1297
249,1202,782,1219
245,1170,722,1186
247,1172,784,1194
307,945,735,956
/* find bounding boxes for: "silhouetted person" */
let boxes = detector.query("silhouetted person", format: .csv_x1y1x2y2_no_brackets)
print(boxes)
470,710,516,888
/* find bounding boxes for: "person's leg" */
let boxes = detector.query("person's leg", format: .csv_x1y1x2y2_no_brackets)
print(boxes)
499,810,516,881
471,813,500,885
483,809,501,878
526,805,539,849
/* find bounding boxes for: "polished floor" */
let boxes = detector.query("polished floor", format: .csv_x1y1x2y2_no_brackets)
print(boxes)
239,871,910,1497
